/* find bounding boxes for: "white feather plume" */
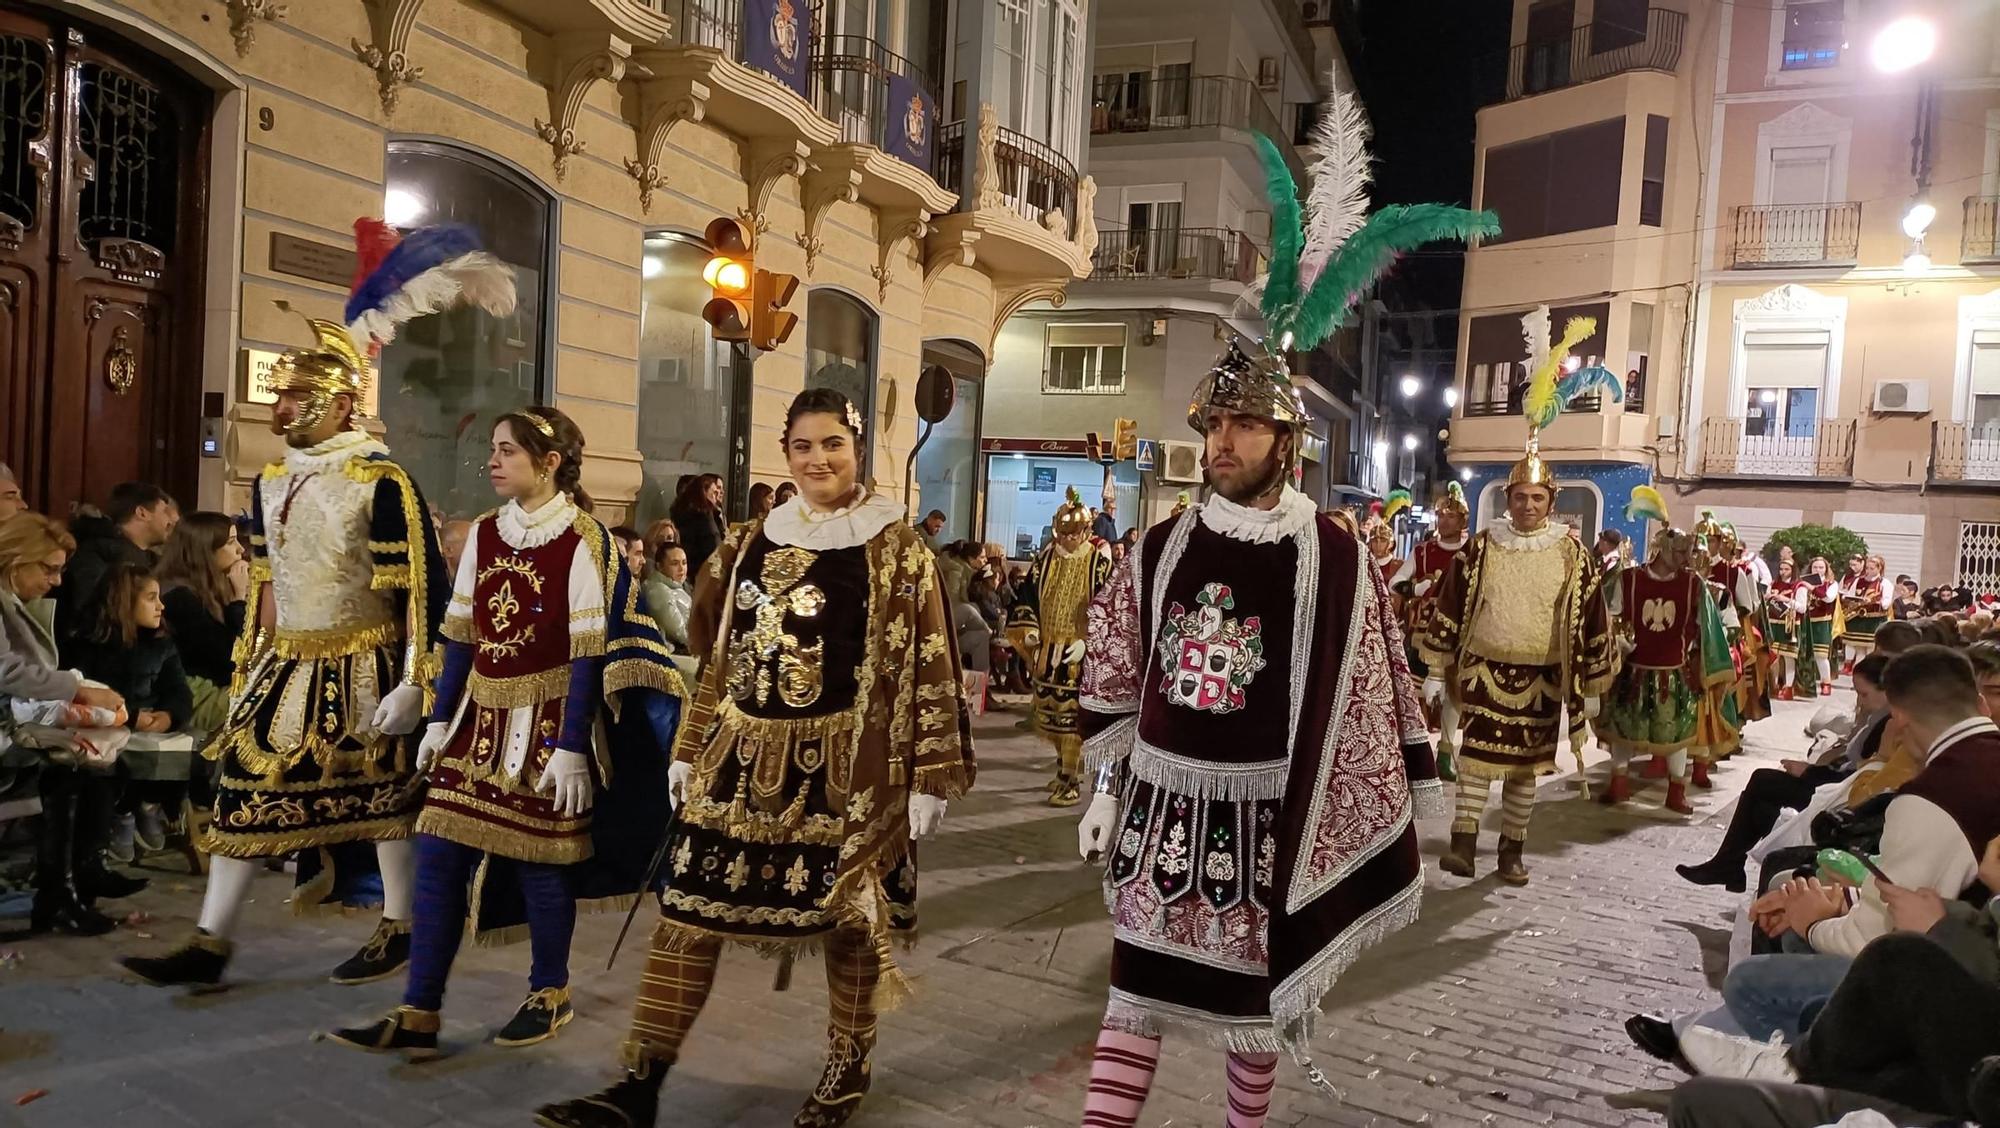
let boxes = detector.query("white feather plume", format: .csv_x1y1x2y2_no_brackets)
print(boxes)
1520,303,1551,375
1294,65,1373,293
347,251,519,347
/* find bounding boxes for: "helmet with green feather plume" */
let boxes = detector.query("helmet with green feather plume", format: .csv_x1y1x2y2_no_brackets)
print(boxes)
1052,485,1091,538
1508,304,1627,494
1432,480,1468,518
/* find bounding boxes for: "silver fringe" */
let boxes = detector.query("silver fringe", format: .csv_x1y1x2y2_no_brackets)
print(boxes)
1081,714,1138,774
1409,777,1449,821
1270,870,1424,1045
1101,988,1287,1055
1126,738,1290,802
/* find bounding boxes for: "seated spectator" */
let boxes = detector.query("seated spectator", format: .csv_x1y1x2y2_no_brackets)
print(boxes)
642,517,680,573
671,474,726,574
154,511,248,739
1972,643,2000,719
56,481,176,645
1891,577,1923,621
611,524,646,579
438,518,473,577
1871,619,1922,657
1678,653,1892,892
971,568,1007,631
1926,614,1961,647
773,481,797,507
1667,836,2000,1128
642,543,693,654
953,597,991,676
0,462,22,521
747,481,774,521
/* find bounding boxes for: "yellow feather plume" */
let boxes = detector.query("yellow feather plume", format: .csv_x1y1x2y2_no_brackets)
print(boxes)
1623,484,1671,526
1523,315,1598,431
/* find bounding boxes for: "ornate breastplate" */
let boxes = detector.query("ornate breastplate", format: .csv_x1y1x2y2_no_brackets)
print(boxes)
723,536,869,719
262,463,392,635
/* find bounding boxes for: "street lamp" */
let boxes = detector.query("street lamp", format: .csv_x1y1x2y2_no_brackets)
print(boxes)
1901,197,1937,239
1903,245,1932,275
1402,433,1419,452
1459,467,1474,482
1398,374,1421,398
1442,386,1459,409
1871,15,1936,73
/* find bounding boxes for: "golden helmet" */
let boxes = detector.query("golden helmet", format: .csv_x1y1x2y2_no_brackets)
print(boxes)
1052,485,1091,537
1504,448,1558,493
269,316,369,401
1433,480,1469,518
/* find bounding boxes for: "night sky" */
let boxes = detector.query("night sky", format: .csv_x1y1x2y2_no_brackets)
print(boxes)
1355,0,1513,310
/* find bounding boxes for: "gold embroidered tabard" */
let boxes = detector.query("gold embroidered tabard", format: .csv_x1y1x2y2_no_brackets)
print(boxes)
728,545,828,709
1467,538,1568,666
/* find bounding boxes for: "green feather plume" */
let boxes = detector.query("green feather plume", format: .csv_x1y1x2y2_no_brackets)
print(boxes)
1285,204,1500,352
1624,484,1670,526
1254,133,1303,336
1382,488,1412,523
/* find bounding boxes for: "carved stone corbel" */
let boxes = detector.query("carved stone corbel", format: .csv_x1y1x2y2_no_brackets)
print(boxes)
1073,174,1099,261
534,34,632,182
990,282,1067,358
797,166,862,272
739,138,809,236
352,0,428,115
626,77,710,213
224,0,288,57
972,102,1003,211
922,230,979,298
870,210,930,301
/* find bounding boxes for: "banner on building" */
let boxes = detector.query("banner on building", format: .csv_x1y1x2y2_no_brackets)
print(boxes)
743,0,811,100
883,71,934,170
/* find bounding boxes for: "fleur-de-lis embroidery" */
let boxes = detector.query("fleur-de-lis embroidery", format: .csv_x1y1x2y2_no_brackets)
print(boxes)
489,579,521,633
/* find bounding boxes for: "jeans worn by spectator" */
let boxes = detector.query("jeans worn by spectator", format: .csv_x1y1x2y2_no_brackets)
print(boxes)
1676,952,1851,1044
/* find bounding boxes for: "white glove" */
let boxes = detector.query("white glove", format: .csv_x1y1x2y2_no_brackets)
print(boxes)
1077,793,1119,861
1422,677,1445,707
1413,578,1434,598
537,749,594,817
668,761,691,811
1720,606,1741,630
416,721,449,772
1062,639,1087,665
372,683,426,736
1583,695,1601,720
909,793,947,839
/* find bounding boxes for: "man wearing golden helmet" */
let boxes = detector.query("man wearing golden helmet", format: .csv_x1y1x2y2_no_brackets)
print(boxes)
1419,424,1614,885
1009,486,1113,805
122,315,448,989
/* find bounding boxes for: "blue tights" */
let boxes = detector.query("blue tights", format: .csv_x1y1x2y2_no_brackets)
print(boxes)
404,833,576,1011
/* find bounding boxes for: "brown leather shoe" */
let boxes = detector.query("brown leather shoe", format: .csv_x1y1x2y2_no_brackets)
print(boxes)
1496,837,1529,885
1439,831,1477,878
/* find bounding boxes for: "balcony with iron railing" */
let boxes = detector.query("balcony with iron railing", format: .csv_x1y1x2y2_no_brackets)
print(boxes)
1730,203,1862,268
1085,223,1266,285
1931,421,2000,485
1494,6,1686,103
1964,196,2000,263
934,119,1078,233
811,35,936,154
1698,417,1857,479
1089,75,1304,180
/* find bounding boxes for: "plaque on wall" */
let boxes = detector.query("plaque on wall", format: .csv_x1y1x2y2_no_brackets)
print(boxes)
269,232,356,286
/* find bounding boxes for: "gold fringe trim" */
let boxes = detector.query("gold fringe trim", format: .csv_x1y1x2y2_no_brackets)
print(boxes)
469,666,570,709
603,657,688,718
201,813,415,870
911,762,970,800
442,615,474,644
414,806,592,865
274,621,399,660
371,565,412,591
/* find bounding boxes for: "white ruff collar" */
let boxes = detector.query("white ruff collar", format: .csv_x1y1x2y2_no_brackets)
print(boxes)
497,493,577,550
1434,533,1467,551
286,430,386,474
1487,516,1568,552
762,489,905,550
1372,551,1397,570
1197,486,1317,545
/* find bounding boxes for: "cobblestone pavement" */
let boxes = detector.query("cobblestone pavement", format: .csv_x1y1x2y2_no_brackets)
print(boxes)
0,693,1837,1128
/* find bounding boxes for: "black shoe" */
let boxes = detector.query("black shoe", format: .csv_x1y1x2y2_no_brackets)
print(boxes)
119,929,231,989
495,987,574,1047
1625,1014,1693,1075
795,1031,873,1127
329,918,411,985
75,865,150,901
30,888,116,937
1675,859,1748,894
1968,1054,2000,1126
319,1007,441,1062
534,1061,669,1128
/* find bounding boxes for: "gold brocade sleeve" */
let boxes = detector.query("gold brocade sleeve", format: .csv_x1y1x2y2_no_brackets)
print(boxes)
904,539,973,800
1570,548,1617,700
671,522,751,765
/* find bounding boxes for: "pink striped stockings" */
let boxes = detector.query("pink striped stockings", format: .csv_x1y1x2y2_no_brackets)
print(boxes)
1080,1024,1279,1127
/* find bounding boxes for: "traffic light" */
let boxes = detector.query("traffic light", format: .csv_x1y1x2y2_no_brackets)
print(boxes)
700,217,754,343
1085,430,1103,464
1113,417,1137,462
751,266,799,351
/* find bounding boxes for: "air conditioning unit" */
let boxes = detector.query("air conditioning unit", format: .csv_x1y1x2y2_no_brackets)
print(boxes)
1256,57,1281,90
1871,380,1931,414
1160,439,1204,484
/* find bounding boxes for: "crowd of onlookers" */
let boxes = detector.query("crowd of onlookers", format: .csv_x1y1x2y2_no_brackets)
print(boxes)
1627,607,2000,1127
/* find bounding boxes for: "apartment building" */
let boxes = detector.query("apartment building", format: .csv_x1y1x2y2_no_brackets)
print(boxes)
963,0,1334,552
1449,0,2000,590
0,0,1093,531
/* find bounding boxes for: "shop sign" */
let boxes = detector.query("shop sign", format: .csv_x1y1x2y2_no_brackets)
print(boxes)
1032,467,1057,492
269,232,356,287
744,0,812,99
981,437,1090,455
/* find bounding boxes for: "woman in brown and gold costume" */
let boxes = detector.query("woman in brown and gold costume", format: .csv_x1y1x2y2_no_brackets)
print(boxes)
536,388,973,1128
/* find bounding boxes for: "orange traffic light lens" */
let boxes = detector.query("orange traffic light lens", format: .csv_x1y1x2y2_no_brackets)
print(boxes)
703,256,750,295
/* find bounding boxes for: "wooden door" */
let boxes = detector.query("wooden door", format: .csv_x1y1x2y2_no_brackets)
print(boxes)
0,5,207,517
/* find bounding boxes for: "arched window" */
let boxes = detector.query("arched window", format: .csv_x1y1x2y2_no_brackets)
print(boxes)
374,141,554,515
805,289,878,470
636,231,742,528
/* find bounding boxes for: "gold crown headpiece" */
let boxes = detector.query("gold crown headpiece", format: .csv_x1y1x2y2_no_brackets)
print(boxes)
268,310,369,403
516,408,556,440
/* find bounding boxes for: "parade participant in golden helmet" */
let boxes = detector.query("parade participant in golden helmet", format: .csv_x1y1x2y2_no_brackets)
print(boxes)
121,218,515,991
1392,481,1471,780
1008,485,1112,805
1420,307,1617,884
537,387,972,1128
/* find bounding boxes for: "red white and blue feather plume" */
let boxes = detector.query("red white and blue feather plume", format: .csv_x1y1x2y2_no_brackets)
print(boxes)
344,217,519,349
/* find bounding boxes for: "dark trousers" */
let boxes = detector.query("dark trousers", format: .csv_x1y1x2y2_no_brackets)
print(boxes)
1668,1076,1954,1128
1792,931,2000,1119
403,833,576,1012
1708,767,1841,870
35,765,118,894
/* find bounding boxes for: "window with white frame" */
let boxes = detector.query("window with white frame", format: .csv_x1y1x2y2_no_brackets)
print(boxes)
1045,323,1126,393
1780,1,1842,70
1741,329,1829,438
997,0,1084,162
1972,330,2000,428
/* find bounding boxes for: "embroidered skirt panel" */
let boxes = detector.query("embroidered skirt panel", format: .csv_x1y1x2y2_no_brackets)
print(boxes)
417,697,590,864
1452,656,1564,773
